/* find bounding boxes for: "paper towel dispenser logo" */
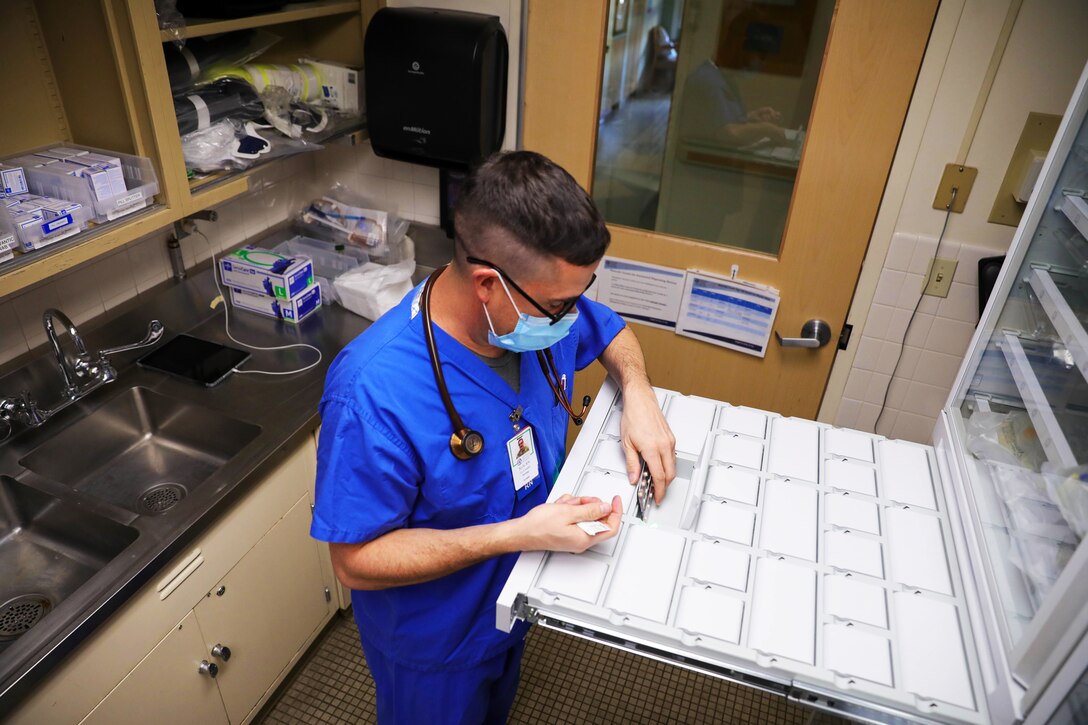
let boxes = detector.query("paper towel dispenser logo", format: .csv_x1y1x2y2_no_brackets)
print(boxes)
409,60,424,76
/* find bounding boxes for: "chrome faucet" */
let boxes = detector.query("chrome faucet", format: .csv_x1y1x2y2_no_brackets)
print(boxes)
0,308,164,439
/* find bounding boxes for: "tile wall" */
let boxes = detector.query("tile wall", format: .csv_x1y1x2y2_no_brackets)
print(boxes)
833,232,998,444
0,142,441,368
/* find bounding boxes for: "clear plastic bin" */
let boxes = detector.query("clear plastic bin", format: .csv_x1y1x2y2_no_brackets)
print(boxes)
2,198,87,252
270,235,368,305
10,143,160,224
0,212,16,266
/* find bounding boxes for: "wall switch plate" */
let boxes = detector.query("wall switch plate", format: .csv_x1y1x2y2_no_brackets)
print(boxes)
923,258,958,297
932,164,977,212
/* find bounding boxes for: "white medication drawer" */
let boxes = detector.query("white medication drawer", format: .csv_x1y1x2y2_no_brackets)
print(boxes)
498,381,988,724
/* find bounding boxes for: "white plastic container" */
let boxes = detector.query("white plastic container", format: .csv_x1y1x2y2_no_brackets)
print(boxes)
12,143,159,223
0,212,16,266
2,196,87,252
270,235,368,304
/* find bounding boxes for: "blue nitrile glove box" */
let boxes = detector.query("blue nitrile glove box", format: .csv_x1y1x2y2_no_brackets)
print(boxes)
219,245,315,300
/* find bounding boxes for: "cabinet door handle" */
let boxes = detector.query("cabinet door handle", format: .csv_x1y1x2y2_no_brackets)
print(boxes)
198,660,219,678
211,643,232,661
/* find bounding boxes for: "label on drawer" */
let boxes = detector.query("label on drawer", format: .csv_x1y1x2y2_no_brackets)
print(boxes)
676,586,744,644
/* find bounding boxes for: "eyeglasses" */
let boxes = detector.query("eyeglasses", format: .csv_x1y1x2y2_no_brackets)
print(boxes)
466,256,596,326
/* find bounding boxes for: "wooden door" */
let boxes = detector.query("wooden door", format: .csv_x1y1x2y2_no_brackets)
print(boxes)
523,0,937,418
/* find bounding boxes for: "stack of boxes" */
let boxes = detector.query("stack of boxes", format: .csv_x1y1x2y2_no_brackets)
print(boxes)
219,245,322,324
0,161,85,258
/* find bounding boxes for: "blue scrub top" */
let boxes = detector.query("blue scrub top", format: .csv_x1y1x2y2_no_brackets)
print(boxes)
312,281,625,671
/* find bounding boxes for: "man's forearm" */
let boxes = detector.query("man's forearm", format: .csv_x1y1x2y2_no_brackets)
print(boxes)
330,520,521,591
599,325,653,394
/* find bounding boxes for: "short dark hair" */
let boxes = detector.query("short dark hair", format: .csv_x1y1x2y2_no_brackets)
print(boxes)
453,151,610,268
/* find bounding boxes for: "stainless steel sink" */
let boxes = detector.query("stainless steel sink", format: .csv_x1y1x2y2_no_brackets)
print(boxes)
0,476,138,654
20,387,261,516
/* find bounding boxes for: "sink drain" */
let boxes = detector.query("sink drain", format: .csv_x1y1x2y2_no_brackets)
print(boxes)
0,595,52,640
138,483,187,514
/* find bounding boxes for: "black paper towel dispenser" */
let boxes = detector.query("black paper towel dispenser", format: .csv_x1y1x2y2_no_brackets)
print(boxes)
364,7,508,170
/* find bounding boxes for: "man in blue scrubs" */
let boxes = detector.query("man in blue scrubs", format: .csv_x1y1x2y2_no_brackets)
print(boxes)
311,151,676,724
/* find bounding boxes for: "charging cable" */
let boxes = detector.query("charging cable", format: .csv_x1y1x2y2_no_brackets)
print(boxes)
195,229,323,376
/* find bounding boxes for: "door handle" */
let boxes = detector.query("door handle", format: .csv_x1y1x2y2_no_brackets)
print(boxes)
775,319,832,348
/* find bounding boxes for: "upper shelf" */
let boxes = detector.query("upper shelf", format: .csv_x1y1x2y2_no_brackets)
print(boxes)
161,1,361,41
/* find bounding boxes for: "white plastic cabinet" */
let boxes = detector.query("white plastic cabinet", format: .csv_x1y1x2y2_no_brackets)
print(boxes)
499,61,1088,725
8,433,339,724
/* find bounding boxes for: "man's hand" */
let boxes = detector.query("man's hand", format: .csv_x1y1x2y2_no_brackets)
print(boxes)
747,106,782,123
513,495,622,553
620,382,676,504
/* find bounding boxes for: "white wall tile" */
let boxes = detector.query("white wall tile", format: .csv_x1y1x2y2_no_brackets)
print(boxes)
925,317,975,357
866,373,892,405
87,250,138,312
908,236,938,275
856,402,881,432
844,369,872,401
901,380,949,418
896,273,925,308
914,350,961,389
873,270,905,306
863,304,893,341
54,271,105,325
128,233,171,293
875,341,903,376
853,336,882,371
890,412,936,444
412,164,440,187
836,398,861,429
884,232,915,272
937,282,978,323
887,307,913,342
904,313,935,348
897,345,922,381
386,179,416,215
414,184,441,218
0,301,29,365
388,159,417,183
12,282,62,349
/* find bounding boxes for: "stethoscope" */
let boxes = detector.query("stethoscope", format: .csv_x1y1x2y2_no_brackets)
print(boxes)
422,266,591,460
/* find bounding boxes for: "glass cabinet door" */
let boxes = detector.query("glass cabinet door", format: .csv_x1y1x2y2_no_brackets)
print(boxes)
950,67,1088,669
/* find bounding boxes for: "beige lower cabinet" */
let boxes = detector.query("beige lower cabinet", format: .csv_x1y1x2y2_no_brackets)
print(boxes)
8,433,340,724
193,495,330,723
82,611,228,725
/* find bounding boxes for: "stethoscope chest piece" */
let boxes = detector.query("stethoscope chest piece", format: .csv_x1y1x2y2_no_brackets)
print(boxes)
450,428,485,460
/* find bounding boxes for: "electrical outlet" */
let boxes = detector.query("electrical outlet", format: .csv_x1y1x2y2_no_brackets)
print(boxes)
923,258,958,297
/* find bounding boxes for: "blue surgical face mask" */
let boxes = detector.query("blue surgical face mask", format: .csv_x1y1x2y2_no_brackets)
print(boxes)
483,276,578,353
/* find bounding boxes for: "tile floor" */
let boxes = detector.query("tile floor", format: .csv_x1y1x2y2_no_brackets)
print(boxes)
255,611,846,724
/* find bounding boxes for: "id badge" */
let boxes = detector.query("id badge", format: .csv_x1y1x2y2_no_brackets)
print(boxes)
507,426,541,500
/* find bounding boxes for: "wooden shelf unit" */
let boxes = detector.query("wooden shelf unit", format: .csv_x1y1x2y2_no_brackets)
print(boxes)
0,0,375,302
161,0,361,41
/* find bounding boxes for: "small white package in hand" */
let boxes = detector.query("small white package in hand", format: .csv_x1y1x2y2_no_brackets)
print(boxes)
334,258,415,320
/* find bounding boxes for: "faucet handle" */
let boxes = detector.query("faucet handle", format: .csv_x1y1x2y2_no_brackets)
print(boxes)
97,320,165,358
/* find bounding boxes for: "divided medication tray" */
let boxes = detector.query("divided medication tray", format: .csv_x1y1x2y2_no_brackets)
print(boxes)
497,380,988,724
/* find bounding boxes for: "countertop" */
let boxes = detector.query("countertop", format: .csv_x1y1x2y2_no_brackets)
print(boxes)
0,223,450,713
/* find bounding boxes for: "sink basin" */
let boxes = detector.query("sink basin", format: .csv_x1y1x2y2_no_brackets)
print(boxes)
20,387,261,516
0,476,138,653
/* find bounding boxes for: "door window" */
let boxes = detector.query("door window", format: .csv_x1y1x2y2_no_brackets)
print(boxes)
593,0,835,254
